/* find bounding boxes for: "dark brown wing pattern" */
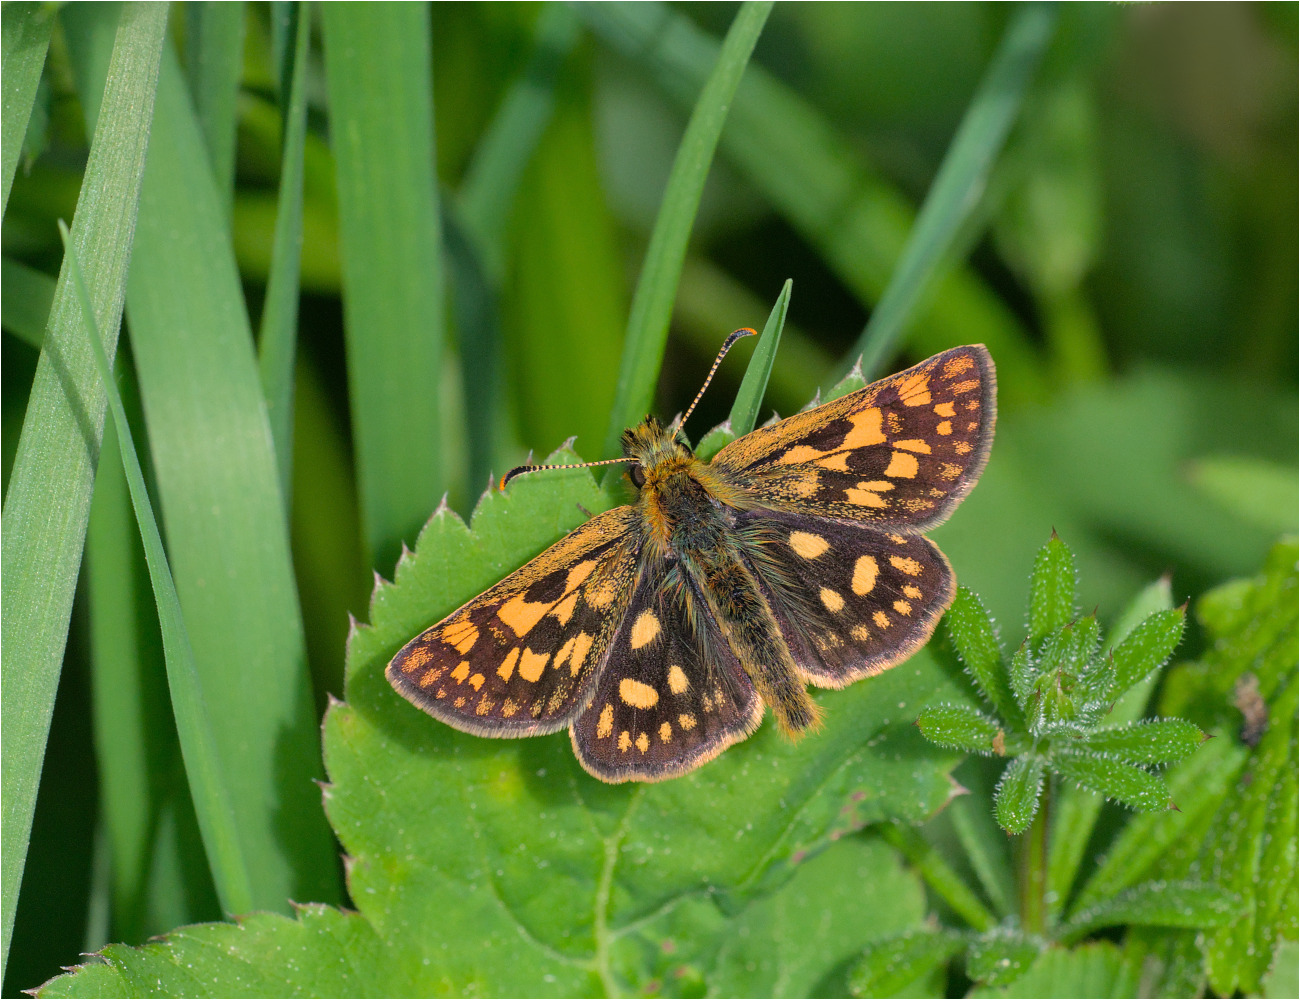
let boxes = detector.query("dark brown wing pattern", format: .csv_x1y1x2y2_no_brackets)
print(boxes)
387,505,642,736
714,345,995,530
570,564,763,782
735,510,955,688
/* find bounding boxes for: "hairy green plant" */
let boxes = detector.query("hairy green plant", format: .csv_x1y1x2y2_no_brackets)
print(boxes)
848,536,1298,998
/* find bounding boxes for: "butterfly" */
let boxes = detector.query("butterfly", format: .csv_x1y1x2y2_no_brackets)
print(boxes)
388,334,995,782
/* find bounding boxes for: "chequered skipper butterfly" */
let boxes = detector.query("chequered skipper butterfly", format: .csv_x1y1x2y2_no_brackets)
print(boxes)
388,334,996,782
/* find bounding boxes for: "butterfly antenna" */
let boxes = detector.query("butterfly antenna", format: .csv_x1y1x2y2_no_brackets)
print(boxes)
499,456,633,491
678,327,758,429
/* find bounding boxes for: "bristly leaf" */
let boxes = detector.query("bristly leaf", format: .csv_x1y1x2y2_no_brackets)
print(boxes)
1008,640,1037,714
945,587,1022,728
1108,607,1186,699
1072,720,1206,766
825,357,867,401
1052,749,1172,812
848,928,966,998
694,420,736,463
964,927,1045,987
1028,532,1076,642
1061,880,1242,942
727,278,791,437
917,703,1005,755
995,756,1044,834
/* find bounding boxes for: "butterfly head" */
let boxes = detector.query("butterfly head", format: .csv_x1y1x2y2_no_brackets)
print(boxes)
620,415,693,489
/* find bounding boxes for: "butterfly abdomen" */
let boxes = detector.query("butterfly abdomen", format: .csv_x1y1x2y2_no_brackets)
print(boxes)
684,539,820,737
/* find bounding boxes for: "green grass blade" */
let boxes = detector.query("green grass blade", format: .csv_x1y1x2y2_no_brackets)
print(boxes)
449,3,581,490
0,3,165,974
1,2,55,218
580,2,1047,408
0,256,55,347
727,278,790,437
110,36,340,910
60,220,253,919
257,2,310,503
854,3,1057,379
181,1,245,221
456,2,581,280
322,3,446,570
601,1,773,458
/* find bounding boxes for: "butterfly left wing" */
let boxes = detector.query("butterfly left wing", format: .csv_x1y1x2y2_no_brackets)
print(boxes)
713,345,995,531
570,563,763,782
388,505,642,736
736,509,955,688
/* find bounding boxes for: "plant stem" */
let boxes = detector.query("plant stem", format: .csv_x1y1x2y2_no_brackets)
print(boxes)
1020,776,1051,934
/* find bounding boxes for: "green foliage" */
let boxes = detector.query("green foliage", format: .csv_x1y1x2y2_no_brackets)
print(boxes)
4,2,1295,996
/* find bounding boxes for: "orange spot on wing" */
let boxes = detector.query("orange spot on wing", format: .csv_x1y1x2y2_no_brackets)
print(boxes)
884,451,919,478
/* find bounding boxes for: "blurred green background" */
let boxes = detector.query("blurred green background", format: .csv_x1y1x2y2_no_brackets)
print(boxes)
1,2,1295,994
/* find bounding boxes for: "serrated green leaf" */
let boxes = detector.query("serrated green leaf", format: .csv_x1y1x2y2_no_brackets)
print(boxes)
967,942,1140,999
694,420,736,463
1071,730,1247,914
917,703,1004,754
1108,608,1185,699
1072,720,1204,766
848,927,965,999
995,756,1044,834
1061,880,1241,941
44,442,964,995
1052,749,1171,812
1028,533,1076,642
944,587,1022,728
965,928,1044,987
826,359,867,401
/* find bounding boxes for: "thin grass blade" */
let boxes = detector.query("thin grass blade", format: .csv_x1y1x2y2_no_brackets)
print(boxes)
601,1,774,458
322,3,446,571
181,2,245,221
111,38,339,909
853,3,1056,378
580,2,1048,408
60,220,253,919
1,2,55,217
0,3,165,973
257,2,310,503
727,278,790,437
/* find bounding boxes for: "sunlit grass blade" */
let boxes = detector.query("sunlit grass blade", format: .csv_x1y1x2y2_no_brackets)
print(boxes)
322,3,446,571
257,2,310,503
1,2,55,217
727,278,790,437
60,219,253,920
601,0,773,458
181,1,245,221
580,2,1047,408
107,36,339,909
0,3,165,974
0,256,55,346
854,3,1056,379
87,405,194,945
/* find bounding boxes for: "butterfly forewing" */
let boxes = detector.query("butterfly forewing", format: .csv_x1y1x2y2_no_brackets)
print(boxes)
714,345,995,529
571,565,763,782
387,505,642,735
736,510,955,688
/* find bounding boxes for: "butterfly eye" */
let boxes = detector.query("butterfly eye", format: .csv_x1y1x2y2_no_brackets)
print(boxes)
628,464,646,489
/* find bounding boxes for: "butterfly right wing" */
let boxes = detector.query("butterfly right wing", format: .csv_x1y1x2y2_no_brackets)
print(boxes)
570,563,763,783
388,505,642,736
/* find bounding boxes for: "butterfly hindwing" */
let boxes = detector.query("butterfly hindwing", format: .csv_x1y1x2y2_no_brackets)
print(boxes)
571,564,763,782
736,510,955,688
387,505,642,735
714,345,995,529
